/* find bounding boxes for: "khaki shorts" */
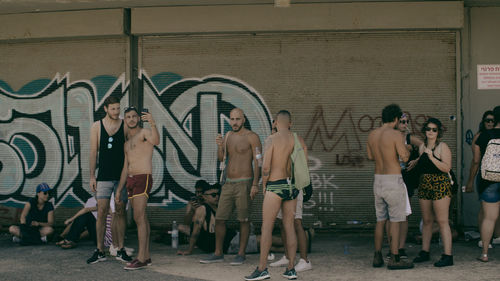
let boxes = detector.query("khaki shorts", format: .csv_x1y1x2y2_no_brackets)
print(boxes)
215,179,252,222
373,174,411,222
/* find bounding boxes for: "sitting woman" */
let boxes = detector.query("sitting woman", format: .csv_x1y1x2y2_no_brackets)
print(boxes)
9,183,54,245
56,197,98,249
177,183,236,255
412,118,454,267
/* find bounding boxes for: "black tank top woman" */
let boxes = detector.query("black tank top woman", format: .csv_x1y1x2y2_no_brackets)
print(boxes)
97,120,125,181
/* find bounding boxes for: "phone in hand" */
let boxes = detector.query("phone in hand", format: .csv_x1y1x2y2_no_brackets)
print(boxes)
141,108,149,122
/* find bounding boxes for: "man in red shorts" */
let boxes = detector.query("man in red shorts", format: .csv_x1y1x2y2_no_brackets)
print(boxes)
115,106,159,270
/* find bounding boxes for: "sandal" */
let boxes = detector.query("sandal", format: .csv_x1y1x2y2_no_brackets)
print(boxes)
55,240,66,246
60,240,77,249
476,254,488,262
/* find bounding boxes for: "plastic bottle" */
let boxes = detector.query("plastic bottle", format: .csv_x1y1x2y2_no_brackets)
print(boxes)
255,147,263,167
171,221,179,249
343,244,350,254
346,220,362,225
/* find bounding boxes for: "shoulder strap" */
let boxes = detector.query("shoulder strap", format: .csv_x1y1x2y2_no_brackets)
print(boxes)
406,134,411,145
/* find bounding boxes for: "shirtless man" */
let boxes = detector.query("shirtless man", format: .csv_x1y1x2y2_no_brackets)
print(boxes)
245,110,306,281
367,104,413,270
87,96,131,264
200,108,261,265
115,107,159,270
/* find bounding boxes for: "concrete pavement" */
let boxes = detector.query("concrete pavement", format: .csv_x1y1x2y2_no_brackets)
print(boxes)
0,230,498,281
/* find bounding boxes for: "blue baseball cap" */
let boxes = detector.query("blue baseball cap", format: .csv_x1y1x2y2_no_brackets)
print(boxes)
36,183,51,193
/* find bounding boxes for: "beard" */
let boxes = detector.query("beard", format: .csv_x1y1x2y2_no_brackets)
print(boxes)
232,124,243,132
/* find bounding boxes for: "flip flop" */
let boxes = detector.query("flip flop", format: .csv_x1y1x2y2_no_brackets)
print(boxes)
60,240,77,249
476,254,488,262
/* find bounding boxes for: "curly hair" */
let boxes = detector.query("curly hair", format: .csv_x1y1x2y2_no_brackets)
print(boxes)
382,104,402,124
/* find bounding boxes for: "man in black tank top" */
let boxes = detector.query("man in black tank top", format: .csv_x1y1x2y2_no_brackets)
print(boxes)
87,96,131,264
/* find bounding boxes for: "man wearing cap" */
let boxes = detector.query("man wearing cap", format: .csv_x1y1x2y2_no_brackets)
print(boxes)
9,183,54,245
115,107,159,270
88,96,131,264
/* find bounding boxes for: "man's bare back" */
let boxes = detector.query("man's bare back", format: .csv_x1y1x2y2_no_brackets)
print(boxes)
367,125,409,175
266,131,295,181
124,128,155,175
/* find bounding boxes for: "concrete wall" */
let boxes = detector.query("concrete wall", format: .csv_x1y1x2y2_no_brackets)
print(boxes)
461,7,500,228
0,2,468,228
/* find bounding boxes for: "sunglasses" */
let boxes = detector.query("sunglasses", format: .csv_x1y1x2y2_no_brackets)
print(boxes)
39,191,48,195
107,136,113,149
425,127,438,132
203,192,219,198
399,120,408,124
484,118,494,123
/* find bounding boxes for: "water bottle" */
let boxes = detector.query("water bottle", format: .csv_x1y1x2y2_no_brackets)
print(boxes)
347,220,361,225
171,221,179,249
255,147,263,167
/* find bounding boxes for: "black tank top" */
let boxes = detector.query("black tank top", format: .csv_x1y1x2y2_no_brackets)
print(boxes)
195,204,216,253
416,149,443,175
97,119,125,181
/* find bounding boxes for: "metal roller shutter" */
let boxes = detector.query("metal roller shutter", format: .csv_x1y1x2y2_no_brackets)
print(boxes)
139,31,457,228
0,37,129,226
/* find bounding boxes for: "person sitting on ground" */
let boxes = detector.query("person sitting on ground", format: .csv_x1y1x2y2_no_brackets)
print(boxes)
179,180,211,235
56,197,99,249
177,183,237,255
9,183,54,245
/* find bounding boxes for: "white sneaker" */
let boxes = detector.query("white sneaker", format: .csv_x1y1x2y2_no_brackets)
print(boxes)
478,240,493,249
109,245,134,256
12,236,20,243
109,245,118,256
295,258,312,272
492,237,500,245
270,255,289,267
267,253,275,261
40,236,47,243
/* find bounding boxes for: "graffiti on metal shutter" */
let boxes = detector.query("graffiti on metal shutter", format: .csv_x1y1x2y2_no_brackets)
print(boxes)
0,72,272,210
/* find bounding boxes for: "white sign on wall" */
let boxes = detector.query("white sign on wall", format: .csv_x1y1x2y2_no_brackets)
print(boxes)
478,64,500,90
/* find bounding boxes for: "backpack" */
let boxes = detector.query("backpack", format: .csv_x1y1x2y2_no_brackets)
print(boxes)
290,133,313,202
481,132,500,182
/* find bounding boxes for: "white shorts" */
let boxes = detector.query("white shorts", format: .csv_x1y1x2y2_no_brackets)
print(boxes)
277,189,303,220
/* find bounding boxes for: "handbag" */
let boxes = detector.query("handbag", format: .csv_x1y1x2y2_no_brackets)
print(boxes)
219,132,231,186
448,170,459,195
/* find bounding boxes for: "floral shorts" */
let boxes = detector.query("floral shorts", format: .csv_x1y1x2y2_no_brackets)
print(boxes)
418,173,452,200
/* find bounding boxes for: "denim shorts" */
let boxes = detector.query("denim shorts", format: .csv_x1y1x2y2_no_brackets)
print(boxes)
479,182,500,203
96,180,128,202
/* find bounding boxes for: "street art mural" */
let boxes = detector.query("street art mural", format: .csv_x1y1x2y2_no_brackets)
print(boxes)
0,72,272,210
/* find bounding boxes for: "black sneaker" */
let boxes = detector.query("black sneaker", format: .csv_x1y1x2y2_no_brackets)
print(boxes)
244,267,270,281
398,248,408,259
434,254,453,267
87,249,106,264
373,251,384,267
116,248,133,262
282,267,297,280
413,250,430,263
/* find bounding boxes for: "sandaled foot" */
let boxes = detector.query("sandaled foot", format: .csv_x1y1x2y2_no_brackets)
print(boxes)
476,254,488,262
60,240,77,249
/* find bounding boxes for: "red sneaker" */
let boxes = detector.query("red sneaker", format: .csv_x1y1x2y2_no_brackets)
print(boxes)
124,259,147,270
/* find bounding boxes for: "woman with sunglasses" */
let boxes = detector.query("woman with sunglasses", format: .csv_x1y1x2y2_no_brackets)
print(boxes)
412,118,454,267
465,110,495,193
473,106,500,262
9,183,54,244
464,110,499,250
